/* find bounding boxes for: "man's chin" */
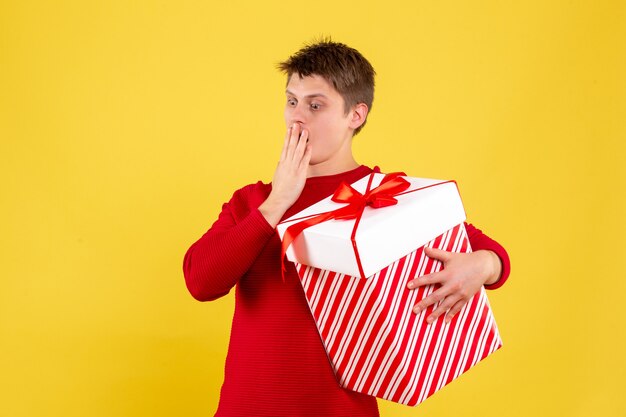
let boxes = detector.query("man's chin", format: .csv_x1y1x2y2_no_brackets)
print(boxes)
307,157,326,166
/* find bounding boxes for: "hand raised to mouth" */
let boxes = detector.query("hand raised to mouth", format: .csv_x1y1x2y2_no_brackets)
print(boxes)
258,123,313,228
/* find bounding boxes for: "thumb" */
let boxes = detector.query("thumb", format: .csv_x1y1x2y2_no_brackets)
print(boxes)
424,246,451,262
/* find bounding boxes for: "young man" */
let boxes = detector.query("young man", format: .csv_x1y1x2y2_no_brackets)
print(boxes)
183,40,510,416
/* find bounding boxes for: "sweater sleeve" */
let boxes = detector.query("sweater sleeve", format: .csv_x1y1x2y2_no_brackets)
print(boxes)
182,185,276,301
464,222,511,290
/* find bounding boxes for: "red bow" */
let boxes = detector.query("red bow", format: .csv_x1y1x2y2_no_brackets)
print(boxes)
280,172,409,281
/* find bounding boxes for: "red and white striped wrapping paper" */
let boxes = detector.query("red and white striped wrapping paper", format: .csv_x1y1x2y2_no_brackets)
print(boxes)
293,223,502,406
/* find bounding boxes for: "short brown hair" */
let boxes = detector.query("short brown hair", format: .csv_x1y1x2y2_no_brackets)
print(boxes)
277,38,376,135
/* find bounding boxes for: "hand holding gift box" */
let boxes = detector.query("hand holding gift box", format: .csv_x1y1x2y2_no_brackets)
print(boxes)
277,172,502,406
408,245,503,324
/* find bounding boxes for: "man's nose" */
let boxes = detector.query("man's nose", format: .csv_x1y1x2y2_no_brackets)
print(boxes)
288,102,307,125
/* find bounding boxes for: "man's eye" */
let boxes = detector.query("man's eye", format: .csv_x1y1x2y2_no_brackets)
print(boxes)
310,103,321,110
287,99,296,106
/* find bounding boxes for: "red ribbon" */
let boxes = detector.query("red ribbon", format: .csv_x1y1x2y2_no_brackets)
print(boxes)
280,172,410,281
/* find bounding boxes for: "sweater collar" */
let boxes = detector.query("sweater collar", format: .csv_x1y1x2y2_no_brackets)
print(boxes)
305,165,381,184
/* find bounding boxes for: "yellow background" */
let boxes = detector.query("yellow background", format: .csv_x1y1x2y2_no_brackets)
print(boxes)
1,1,624,416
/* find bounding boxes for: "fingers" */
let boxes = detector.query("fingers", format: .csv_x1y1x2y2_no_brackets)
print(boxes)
284,123,299,161
299,143,312,172
295,126,309,160
269,124,311,211
408,269,458,324
279,125,293,162
426,293,462,323
406,270,445,289
411,284,451,315
284,123,308,164
444,299,466,323
424,246,452,262
412,286,465,324
411,284,472,324
407,248,482,325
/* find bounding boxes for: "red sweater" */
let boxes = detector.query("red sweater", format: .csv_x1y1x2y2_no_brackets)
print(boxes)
183,165,510,417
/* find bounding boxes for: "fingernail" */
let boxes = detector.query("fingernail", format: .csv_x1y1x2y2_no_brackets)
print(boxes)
427,316,434,323
407,282,414,289
413,306,420,314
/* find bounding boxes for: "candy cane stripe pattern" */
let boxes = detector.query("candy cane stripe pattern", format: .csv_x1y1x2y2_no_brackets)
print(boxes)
294,223,502,406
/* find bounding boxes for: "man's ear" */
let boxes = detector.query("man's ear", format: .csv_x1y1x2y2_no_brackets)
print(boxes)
349,103,369,130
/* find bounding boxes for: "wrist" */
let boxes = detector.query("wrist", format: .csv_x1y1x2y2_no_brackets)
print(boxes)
258,196,291,228
478,250,502,286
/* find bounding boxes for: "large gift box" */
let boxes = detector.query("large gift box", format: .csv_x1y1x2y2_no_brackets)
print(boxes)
276,172,502,406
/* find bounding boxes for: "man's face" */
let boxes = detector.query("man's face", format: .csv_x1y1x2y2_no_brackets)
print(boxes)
284,74,355,166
